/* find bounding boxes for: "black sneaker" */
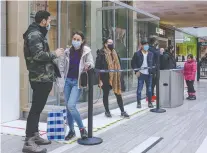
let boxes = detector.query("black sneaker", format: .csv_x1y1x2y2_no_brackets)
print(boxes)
186,96,190,100
80,128,88,139
65,130,76,141
137,101,141,108
189,96,196,100
105,111,112,118
121,112,130,118
148,102,154,108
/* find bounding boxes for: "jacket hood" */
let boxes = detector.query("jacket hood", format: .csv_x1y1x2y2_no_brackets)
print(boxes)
23,22,41,40
82,46,91,55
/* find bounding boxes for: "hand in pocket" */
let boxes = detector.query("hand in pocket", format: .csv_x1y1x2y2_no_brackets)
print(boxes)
136,72,141,78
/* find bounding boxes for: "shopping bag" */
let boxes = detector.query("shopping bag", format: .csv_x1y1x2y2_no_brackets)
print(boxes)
47,109,67,141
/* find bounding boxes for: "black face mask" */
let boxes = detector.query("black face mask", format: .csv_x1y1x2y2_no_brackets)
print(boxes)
39,26,48,37
108,44,114,50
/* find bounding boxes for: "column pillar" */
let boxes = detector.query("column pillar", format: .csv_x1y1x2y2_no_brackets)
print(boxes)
0,1,6,56
7,1,29,113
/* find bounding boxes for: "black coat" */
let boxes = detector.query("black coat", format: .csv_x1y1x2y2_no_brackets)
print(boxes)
160,54,165,70
149,45,160,67
131,50,154,74
162,51,176,70
95,48,126,91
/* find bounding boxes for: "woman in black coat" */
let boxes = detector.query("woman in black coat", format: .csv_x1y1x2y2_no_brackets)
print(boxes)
95,38,129,118
162,45,176,70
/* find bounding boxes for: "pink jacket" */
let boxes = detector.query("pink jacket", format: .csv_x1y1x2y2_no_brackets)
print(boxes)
184,60,196,81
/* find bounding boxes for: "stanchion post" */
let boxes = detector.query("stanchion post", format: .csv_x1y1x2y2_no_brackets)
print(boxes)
150,53,166,113
88,68,93,138
77,68,103,145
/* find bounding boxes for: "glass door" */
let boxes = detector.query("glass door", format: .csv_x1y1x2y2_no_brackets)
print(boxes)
29,1,59,105
98,1,133,92
96,1,160,94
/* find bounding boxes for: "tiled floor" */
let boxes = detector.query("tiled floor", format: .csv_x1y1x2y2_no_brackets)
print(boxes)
1,80,207,153
54,81,207,153
1,99,151,153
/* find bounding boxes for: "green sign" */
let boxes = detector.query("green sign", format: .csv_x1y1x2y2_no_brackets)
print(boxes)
183,34,196,43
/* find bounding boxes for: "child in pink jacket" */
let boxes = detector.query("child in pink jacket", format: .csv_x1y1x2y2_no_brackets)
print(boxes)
184,54,197,100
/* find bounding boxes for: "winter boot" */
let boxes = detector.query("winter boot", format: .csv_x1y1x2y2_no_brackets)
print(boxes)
22,137,47,153
34,132,51,145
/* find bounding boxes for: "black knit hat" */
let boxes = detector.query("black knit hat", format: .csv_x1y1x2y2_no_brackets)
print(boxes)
141,39,148,45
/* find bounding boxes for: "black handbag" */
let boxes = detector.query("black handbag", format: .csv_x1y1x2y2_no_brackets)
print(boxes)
52,59,61,78
80,72,88,87
120,72,126,92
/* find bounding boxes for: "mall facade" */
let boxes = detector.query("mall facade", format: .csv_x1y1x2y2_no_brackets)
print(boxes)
2,1,198,119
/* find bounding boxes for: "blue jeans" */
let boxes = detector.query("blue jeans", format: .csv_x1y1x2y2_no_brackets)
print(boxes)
64,78,84,130
137,74,152,102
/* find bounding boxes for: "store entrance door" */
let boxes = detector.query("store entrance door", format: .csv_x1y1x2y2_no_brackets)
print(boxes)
96,1,160,93
157,37,168,49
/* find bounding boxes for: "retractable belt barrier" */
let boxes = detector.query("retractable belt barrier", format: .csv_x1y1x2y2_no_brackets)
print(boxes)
77,65,166,146
95,66,156,73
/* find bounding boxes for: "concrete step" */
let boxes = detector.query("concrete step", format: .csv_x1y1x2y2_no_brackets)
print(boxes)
22,91,140,122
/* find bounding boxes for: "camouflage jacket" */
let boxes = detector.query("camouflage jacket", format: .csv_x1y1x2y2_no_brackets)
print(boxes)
23,22,58,82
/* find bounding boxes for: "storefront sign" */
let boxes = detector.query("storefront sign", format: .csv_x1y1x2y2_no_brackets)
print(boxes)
184,36,191,42
156,28,165,35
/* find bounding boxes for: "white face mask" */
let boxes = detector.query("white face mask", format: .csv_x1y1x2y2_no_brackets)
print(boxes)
72,40,82,49
46,23,51,31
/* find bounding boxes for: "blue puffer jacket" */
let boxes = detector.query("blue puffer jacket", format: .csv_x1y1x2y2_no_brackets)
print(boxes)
131,50,154,74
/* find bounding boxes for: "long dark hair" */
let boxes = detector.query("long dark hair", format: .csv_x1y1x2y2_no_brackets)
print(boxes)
187,54,193,59
103,38,109,45
102,37,113,49
71,31,86,56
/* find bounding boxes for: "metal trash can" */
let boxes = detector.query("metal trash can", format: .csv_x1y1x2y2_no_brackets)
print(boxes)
159,69,184,108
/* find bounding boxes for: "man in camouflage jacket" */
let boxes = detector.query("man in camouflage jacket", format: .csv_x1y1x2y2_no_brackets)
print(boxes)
22,10,64,153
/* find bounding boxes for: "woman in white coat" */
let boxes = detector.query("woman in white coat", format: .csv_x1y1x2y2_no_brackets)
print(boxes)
58,31,94,140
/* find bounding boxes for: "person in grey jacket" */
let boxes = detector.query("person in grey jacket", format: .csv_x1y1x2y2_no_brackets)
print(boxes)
58,31,94,140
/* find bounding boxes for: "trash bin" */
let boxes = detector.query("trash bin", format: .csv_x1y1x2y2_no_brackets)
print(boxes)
159,69,184,108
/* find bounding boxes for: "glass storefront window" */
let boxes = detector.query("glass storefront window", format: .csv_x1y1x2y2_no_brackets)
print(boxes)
198,38,207,59
175,31,197,62
29,1,58,105
28,1,159,106
155,26,175,50
29,1,92,105
59,1,91,104
96,1,159,98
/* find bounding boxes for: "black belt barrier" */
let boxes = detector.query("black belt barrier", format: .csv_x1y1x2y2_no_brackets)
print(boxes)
78,65,166,145
150,55,166,113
